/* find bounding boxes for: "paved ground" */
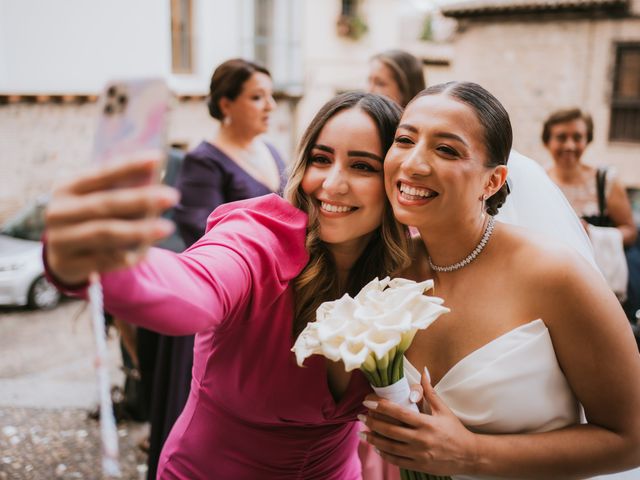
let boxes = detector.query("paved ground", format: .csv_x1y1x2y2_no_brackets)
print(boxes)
0,301,148,480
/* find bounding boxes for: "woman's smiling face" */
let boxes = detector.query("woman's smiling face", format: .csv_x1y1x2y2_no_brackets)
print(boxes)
301,107,386,249
545,118,589,169
384,93,494,229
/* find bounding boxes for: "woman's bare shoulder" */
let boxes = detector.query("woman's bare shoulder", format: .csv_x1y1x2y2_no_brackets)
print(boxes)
495,222,599,287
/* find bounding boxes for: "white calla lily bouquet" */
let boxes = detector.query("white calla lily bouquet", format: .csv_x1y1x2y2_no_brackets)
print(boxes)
292,277,451,480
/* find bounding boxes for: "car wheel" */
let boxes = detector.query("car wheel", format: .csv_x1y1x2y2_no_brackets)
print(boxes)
28,275,61,310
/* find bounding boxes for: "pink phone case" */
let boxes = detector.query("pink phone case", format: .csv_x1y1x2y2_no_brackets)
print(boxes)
92,78,170,180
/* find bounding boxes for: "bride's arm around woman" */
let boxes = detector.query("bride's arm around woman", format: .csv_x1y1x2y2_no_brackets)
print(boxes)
360,81,640,479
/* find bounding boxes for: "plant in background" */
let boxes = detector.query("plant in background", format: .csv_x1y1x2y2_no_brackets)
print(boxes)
420,13,434,41
336,13,369,40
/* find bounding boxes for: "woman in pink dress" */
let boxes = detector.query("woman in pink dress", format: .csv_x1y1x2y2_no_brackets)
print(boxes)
44,91,409,479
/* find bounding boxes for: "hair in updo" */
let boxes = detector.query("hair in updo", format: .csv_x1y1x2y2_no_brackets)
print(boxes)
206,58,271,120
410,81,512,215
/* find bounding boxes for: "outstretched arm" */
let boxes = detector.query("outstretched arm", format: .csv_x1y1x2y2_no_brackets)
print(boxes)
45,159,255,336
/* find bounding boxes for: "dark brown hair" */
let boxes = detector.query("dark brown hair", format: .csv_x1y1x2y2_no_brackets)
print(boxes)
372,50,426,107
541,108,593,144
285,92,409,336
411,81,512,215
206,58,271,120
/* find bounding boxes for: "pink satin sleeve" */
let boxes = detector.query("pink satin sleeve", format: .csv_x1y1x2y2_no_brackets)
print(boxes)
45,194,309,337
100,241,252,335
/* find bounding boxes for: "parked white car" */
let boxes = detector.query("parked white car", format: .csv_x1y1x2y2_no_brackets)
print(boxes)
0,196,61,309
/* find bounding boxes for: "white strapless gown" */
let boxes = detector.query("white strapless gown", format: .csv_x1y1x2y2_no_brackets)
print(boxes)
404,319,640,480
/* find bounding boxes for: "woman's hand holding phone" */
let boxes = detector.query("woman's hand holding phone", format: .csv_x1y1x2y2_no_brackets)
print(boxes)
45,158,179,286
44,78,177,285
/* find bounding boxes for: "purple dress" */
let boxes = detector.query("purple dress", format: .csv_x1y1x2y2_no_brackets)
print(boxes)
173,141,287,246
147,141,286,479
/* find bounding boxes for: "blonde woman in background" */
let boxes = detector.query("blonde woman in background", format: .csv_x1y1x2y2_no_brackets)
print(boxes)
367,49,426,107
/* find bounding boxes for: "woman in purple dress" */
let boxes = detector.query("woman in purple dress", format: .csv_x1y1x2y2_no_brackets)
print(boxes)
147,58,286,479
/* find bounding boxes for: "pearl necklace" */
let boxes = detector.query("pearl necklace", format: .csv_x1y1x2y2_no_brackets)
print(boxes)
428,216,496,273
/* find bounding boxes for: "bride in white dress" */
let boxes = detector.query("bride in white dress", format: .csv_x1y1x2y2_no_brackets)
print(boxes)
359,82,640,479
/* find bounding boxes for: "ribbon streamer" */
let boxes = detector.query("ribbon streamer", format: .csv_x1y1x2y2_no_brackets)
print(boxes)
88,272,121,477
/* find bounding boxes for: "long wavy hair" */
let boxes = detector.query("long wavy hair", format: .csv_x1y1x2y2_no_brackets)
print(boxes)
285,91,410,336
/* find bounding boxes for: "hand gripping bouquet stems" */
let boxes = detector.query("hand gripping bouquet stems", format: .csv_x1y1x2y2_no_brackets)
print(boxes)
292,277,451,480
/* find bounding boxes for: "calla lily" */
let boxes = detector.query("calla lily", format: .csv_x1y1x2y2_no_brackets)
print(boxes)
319,334,344,362
398,328,418,353
316,294,356,341
339,340,370,372
291,276,449,383
364,329,402,360
292,326,322,366
354,277,390,302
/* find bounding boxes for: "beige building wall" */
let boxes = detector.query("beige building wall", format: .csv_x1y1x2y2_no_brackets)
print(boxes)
297,0,401,130
447,15,640,185
296,0,451,133
0,0,459,222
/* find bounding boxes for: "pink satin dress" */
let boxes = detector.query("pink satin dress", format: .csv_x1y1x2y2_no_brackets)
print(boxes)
52,194,371,479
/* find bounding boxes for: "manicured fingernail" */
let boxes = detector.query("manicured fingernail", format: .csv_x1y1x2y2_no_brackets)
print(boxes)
156,218,175,235
409,390,421,403
167,188,180,203
357,414,367,424
160,192,179,208
363,400,378,410
358,431,367,441
374,448,381,455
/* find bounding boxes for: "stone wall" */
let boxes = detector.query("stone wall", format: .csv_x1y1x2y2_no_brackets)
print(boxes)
0,100,294,223
448,15,640,184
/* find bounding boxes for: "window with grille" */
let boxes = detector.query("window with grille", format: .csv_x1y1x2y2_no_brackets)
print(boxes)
171,0,193,74
254,0,274,70
610,43,640,142
342,0,357,16
241,0,302,91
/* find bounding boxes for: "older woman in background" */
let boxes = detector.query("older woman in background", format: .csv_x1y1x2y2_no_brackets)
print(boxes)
543,108,637,309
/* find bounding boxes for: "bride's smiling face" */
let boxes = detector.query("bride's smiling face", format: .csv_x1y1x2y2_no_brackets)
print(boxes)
384,93,496,229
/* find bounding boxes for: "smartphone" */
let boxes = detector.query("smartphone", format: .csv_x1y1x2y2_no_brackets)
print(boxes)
91,78,171,185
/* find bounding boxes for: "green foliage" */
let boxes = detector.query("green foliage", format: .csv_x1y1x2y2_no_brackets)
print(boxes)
420,14,433,41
